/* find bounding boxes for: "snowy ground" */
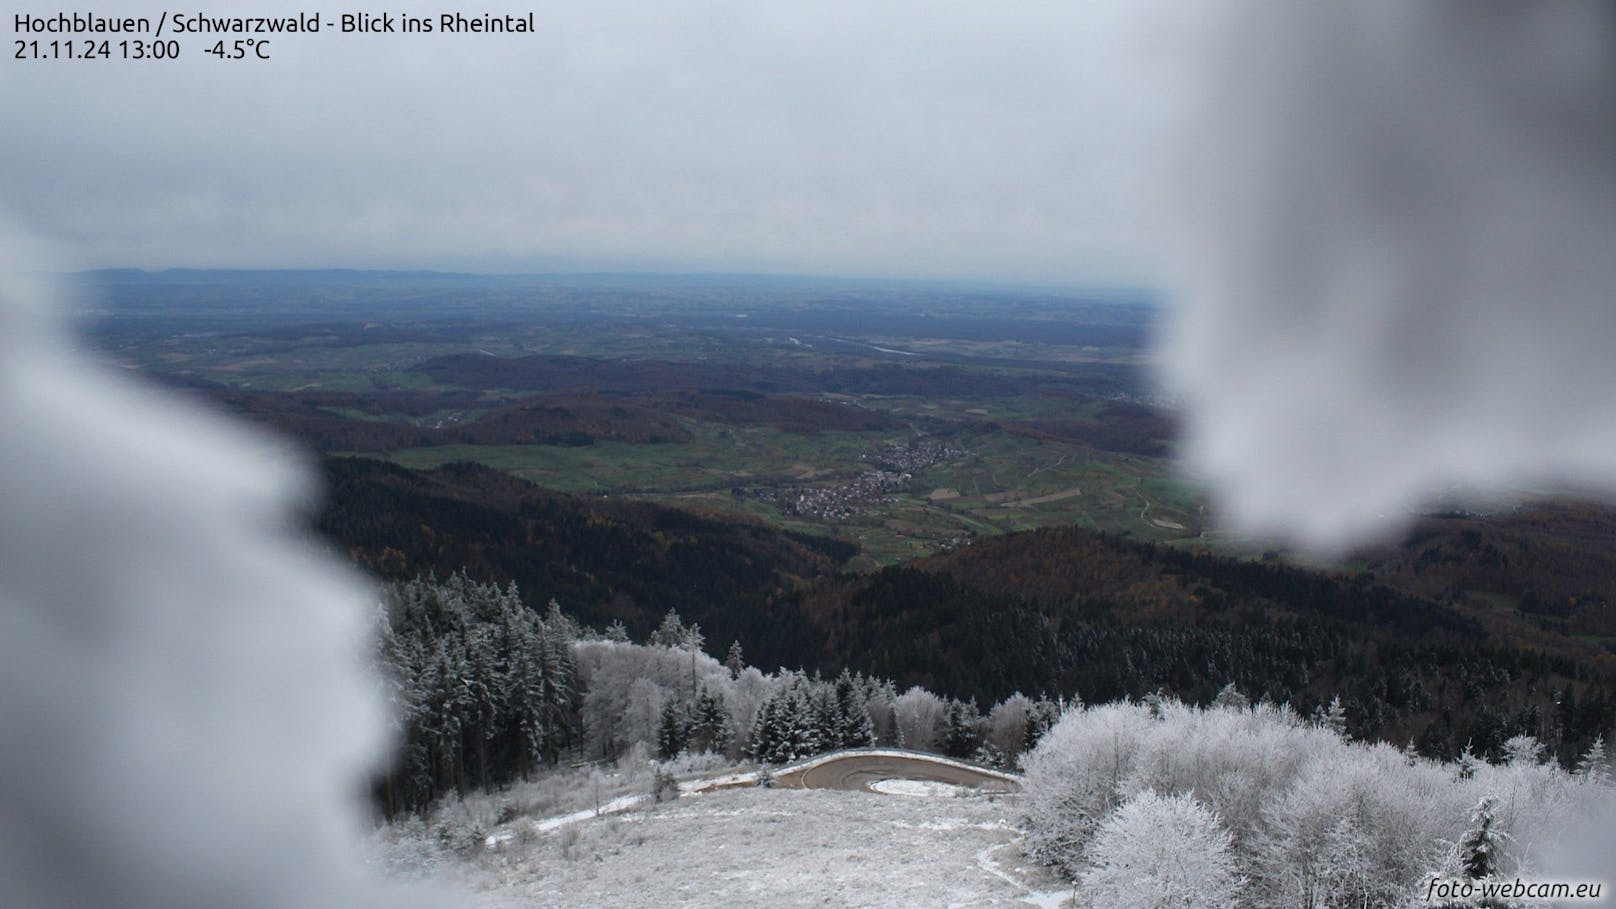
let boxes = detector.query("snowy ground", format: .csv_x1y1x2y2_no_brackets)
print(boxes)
377,784,1072,908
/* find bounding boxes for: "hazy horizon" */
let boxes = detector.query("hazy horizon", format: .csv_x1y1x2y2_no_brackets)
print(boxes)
2,1,1175,287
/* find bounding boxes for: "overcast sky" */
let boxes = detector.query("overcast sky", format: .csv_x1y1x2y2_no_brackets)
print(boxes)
3,1,1175,284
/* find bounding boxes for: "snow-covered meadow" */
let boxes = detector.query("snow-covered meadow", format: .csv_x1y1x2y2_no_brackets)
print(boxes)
373,782,1069,908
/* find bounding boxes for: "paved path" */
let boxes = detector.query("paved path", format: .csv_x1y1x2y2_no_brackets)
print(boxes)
771,750,1021,794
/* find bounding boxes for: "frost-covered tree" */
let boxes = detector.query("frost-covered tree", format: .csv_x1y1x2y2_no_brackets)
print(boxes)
688,687,732,755
1314,694,1348,738
1459,796,1506,880
572,635,739,761
831,670,875,750
1078,791,1243,909
986,692,1032,762
1575,736,1610,786
1502,734,1544,767
1023,693,1064,753
750,683,818,764
543,598,581,641
894,686,945,753
1021,701,1158,873
649,608,703,652
972,740,1008,770
725,640,745,679
1211,682,1250,711
373,574,583,806
942,698,983,759
461,622,505,790
748,692,782,762
863,677,901,746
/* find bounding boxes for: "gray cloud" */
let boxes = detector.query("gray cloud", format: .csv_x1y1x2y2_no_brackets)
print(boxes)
2,0,1169,282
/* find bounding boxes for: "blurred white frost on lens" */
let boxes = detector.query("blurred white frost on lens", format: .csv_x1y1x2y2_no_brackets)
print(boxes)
1160,1,1616,552
0,234,423,906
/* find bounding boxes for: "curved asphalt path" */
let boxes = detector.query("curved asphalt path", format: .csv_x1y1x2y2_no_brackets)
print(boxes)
771,750,1021,794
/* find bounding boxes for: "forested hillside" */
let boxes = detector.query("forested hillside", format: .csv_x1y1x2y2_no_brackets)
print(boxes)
319,457,1616,770
793,529,1615,765
316,456,846,661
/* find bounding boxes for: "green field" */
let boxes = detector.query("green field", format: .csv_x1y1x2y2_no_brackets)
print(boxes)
94,272,1193,566
381,419,1203,565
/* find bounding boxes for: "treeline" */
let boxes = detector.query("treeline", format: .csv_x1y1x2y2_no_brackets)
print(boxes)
373,574,1060,816
1001,400,1175,458
200,384,910,453
798,538,1616,766
326,461,1616,769
411,351,1133,400
373,575,582,816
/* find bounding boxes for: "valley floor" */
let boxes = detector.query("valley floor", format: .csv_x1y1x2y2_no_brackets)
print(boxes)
389,785,1070,908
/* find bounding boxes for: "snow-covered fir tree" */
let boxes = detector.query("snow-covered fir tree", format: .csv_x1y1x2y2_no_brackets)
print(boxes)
1575,735,1610,786
942,698,983,758
656,696,689,760
649,608,703,651
1314,694,1348,738
687,686,732,755
831,670,876,750
1459,796,1506,880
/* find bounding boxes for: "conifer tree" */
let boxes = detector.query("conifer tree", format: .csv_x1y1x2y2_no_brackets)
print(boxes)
1315,695,1348,738
833,669,875,749
649,609,690,649
749,694,780,762
1458,796,1506,880
543,597,581,642
656,697,689,760
1211,682,1250,710
1024,694,1062,752
1574,735,1610,785
809,683,838,753
688,687,732,755
943,698,983,758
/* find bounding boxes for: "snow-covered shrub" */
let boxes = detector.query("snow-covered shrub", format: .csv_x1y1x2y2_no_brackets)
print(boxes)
1120,699,1329,849
1253,744,1467,909
1020,701,1158,872
650,766,680,803
656,749,733,777
1022,697,1611,906
1078,790,1243,909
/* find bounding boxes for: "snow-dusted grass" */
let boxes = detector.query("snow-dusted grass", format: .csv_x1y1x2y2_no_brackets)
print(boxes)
382,785,1069,909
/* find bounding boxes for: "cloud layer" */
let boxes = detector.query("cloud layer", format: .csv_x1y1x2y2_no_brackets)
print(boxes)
2,0,1168,282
